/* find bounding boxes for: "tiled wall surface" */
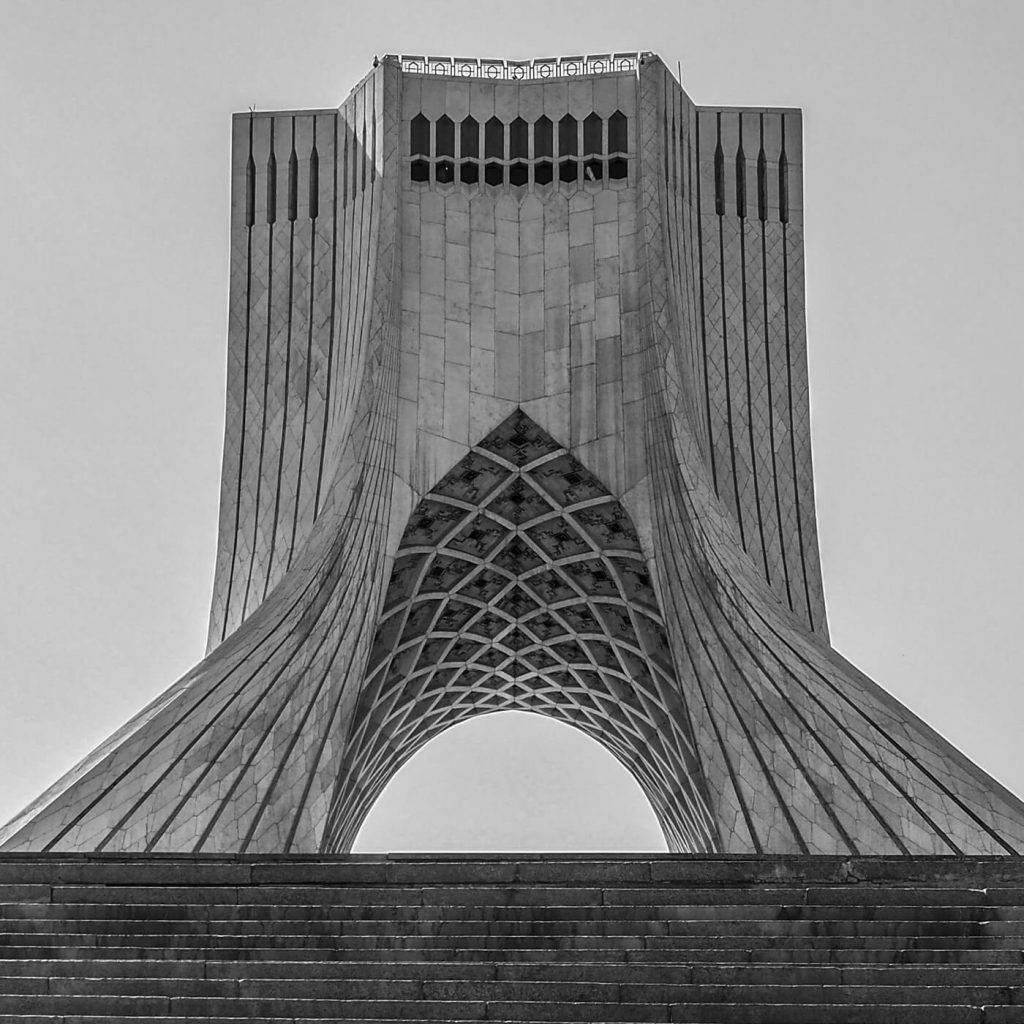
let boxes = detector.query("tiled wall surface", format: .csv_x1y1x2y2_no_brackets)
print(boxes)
3,56,1024,857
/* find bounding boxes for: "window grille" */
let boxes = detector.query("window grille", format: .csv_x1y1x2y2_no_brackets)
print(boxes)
407,111,631,189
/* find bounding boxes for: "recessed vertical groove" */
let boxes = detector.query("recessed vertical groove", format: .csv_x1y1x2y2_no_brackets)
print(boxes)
713,127,724,216
287,142,298,222
264,118,298,601
694,113,717,493
759,116,793,611
361,111,367,192
716,113,745,550
242,116,277,620
245,154,255,228
734,136,745,220
370,82,377,183
756,136,767,224
308,132,320,221
221,115,256,642
314,113,340,517
737,118,770,584
266,147,277,225
288,120,318,571
779,116,814,629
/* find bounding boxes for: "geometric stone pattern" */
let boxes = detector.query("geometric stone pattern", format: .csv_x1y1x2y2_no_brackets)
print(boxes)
3,53,1024,857
322,410,718,853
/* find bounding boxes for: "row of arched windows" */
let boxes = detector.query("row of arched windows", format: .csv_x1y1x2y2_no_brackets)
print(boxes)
408,112,629,187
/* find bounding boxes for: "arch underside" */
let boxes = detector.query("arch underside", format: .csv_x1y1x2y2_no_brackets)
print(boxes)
323,411,719,853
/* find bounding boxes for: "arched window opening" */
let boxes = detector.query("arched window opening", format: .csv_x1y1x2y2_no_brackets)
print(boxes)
608,110,628,154
410,114,430,157
485,117,504,159
352,712,669,852
509,117,528,160
583,112,603,156
436,115,455,158
558,114,578,183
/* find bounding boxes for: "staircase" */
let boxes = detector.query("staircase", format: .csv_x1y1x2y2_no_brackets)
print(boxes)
0,855,1021,1022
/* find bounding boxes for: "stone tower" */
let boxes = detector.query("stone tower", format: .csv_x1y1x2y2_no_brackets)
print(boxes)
3,53,1023,856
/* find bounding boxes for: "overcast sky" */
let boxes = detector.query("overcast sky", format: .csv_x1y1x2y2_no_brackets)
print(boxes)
1,0,1022,851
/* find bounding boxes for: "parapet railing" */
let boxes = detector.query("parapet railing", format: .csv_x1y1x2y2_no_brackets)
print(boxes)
387,53,649,80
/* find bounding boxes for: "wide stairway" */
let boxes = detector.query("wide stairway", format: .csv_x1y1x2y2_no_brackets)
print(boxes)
0,855,1021,1022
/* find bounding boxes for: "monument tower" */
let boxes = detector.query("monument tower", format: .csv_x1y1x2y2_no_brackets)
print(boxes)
3,52,1023,856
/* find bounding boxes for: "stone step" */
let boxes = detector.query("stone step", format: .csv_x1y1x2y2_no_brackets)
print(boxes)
3,959,1023,986
8,884,1024,909
0,994,1017,1022
2,903,1013,925
14,883,1024,908
0,941,1019,965
0,855,1022,889
0,917,1018,939
0,976,1021,1006
0,918,1014,940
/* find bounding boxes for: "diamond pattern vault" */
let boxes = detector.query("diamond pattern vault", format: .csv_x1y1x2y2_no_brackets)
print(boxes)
322,411,718,853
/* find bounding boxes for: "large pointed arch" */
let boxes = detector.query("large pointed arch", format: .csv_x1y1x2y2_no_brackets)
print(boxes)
322,411,719,853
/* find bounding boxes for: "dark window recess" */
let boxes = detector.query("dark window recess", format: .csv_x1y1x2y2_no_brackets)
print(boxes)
485,161,504,187
410,114,430,157
351,124,358,196
461,116,479,159
535,160,553,185
584,112,602,155
436,160,454,184
668,114,676,191
436,115,454,158
559,159,578,183
245,155,255,227
287,148,298,220
535,116,553,158
779,148,789,223
266,149,276,224
735,143,746,219
608,110,627,153
584,158,603,182
411,159,429,183
559,114,577,156
340,124,348,207
360,121,367,191
510,117,528,160
757,147,767,221
509,162,528,187
663,108,671,182
460,161,479,184
713,135,724,216
485,117,504,159
308,145,319,219
608,157,628,180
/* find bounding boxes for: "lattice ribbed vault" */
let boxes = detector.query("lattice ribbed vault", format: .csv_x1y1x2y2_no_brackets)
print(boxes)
323,412,718,853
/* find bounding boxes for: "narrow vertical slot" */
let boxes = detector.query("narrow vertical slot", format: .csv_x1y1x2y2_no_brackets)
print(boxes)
735,135,745,219
287,132,298,222
756,115,767,223
309,122,319,221
266,121,277,225
713,114,724,217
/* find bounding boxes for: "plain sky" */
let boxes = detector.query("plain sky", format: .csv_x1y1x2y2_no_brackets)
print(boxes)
1,0,1022,852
